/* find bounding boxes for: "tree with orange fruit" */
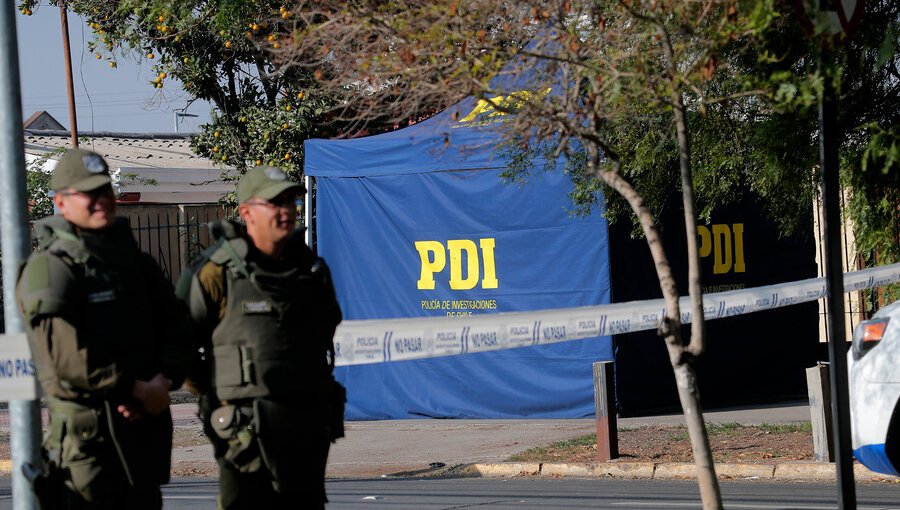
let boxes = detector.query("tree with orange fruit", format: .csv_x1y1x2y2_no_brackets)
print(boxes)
18,0,341,185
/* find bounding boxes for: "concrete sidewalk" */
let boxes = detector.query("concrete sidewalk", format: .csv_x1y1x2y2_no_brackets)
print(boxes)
4,400,898,483
323,401,813,478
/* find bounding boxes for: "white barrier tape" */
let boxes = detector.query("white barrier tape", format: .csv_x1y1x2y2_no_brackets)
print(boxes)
334,263,900,366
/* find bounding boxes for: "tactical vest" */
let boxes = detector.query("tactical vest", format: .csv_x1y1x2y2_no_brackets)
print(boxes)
19,216,162,398
209,226,335,402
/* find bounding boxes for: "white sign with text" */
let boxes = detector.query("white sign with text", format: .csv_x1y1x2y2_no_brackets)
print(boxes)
0,334,38,401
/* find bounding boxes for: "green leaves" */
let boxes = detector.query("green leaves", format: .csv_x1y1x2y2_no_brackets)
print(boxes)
190,89,332,189
60,0,348,191
25,149,65,222
860,123,899,175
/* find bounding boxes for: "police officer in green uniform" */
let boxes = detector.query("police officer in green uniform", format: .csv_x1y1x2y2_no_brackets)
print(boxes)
182,166,343,509
15,148,193,509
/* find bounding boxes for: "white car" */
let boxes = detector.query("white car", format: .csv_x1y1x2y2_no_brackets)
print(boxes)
848,298,900,475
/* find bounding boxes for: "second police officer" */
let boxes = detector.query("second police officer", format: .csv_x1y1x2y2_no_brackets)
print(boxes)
181,166,344,509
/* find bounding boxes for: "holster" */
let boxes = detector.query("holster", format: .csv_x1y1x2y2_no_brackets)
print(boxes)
46,398,173,502
44,400,110,502
209,404,262,473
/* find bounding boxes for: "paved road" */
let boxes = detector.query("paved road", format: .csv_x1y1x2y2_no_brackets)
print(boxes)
321,478,900,510
0,477,897,510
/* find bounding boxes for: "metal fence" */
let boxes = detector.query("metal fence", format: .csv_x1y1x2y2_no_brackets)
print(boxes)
119,203,236,285
811,188,896,343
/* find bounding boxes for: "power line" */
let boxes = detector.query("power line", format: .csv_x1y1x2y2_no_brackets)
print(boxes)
21,91,152,100
24,99,171,108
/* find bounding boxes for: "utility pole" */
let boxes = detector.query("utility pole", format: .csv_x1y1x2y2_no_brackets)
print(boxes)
791,1,865,508
0,3,43,509
819,50,857,510
59,0,78,147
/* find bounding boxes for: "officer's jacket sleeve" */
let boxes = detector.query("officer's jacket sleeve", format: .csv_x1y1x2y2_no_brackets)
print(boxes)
182,261,226,395
16,252,135,400
140,254,194,390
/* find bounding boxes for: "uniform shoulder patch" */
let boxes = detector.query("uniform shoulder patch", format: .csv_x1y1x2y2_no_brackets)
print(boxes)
197,262,227,303
26,254,51,291
17,253,72,319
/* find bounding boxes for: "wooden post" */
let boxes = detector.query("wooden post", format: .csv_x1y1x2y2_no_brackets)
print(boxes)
593,361,618,461
806,362,834,462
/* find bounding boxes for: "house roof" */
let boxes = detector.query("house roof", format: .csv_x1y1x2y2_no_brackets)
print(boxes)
23,111,66,131
24,130,235,204
24,129,225,170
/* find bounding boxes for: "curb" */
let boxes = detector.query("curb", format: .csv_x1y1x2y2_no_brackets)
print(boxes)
451,461,900,483
2,458,897,483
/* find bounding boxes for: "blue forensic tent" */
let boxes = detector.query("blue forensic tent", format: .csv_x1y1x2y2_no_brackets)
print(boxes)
305,92,612,419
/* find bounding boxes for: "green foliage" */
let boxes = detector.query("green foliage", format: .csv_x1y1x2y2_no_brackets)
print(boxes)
846,121,900,266
749,0,900,268
843,120,900,303
190,90,332,181
506,422,815,462
667,429,691,442
120,172,159,187
756,422,812,434
506,433,597,462
562,0,897,261
706,422,744,436
26,148,70,221
26,158,55,222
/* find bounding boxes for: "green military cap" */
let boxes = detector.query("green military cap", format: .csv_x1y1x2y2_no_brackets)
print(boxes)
236,165,305,204
51,148,112,192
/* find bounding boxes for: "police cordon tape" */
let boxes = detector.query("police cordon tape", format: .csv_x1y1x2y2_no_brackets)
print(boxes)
334,263,900,367
0,264,898,398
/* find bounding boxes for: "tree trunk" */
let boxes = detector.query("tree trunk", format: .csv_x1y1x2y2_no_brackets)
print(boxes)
657,17,723,507
669,75,722,510
587,146,722,510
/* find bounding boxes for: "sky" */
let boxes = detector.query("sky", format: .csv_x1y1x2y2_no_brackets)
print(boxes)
15,3,211,134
